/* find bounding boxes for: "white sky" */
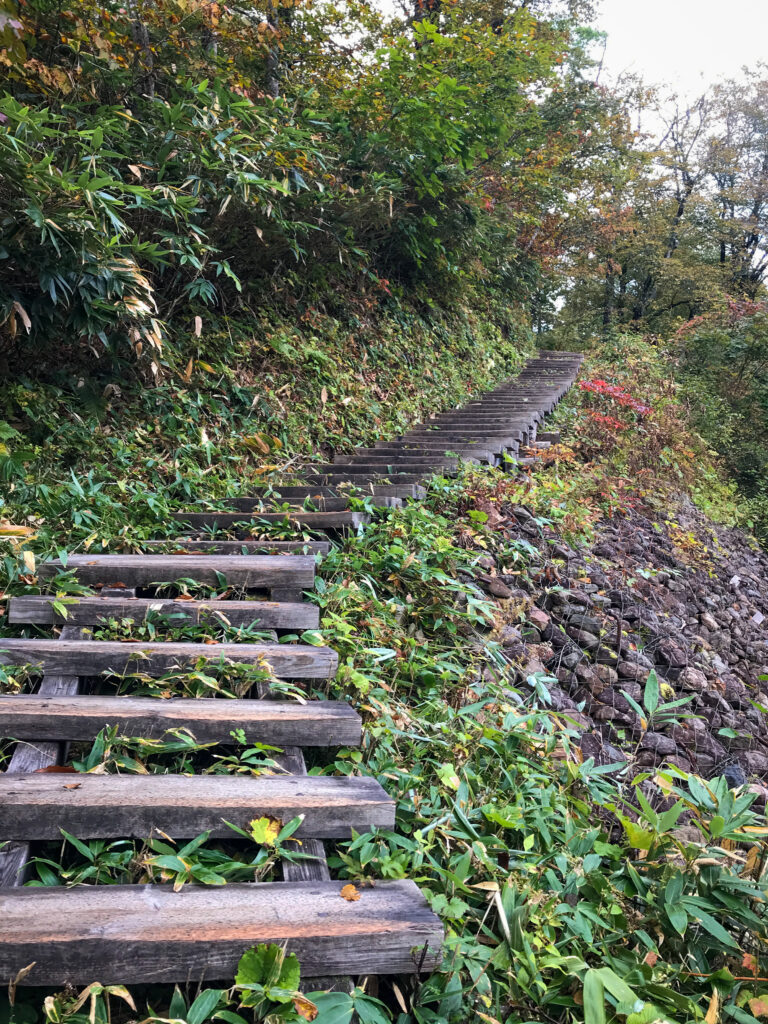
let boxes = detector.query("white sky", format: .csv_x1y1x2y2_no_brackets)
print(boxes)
596,0,767,98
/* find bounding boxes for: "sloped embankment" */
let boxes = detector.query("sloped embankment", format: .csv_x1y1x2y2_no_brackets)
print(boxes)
487,496,768,793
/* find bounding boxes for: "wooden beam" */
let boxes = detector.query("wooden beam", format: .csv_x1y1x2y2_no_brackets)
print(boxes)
9,596,319,630
38,554,315,591
140,540,330,554
0,694,360,746
173,511,368,531
0,880,444,983
0,640,338,679
0,773,394,840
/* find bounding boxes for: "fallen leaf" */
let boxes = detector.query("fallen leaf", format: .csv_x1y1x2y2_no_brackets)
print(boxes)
128,163,142,179
64,783,82,790
643,951,659,967
340,883,360,902
194,315,202,338
182,357,194,383
22,549,35,573
34,766,77,773
249,816,282,846
292,995,318,1021
320,387,328,405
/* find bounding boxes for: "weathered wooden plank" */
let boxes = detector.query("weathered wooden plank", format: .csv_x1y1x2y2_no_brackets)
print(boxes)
0,774,394,840
0,880,444,983
243,484,426,499
227,496,402,512
174,511,368,531
9,596,319,630
0,640,338,679
0,625,89,888
141,540,330,554
0,694,360,746
38,554,315,591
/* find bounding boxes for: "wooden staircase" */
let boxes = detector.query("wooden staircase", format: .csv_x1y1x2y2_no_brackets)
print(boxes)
0,349,582,988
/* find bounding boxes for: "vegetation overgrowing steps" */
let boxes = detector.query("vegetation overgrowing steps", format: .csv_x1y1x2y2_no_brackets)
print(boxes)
0,349,583,987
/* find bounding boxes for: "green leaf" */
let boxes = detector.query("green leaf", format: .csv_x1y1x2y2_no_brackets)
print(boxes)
643,669,660,716
583,969,606,1024
308,992,355,1024
187,989,225,1024
665,903,688,935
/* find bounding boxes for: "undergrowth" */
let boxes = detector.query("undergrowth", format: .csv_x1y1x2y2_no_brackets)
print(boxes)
2,337,768,1024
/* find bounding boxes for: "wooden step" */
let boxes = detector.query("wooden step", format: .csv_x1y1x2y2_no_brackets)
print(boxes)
8,596,319,629
0,773,393,840
0,640,338,679
310,463,456,476
173,511,368,532
242,484,427,499
141,539,330,555
40,555,315,593
303,472,424,485
226,496,402,511
0,694,360,745
0,880,444,984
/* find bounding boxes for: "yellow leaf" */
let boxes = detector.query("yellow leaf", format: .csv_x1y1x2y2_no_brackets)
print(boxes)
22,549,35,574
0,524,34,537
249,816,281,846
704,988,719,1024
340,883,360,902
197,361,215,373
471,881,500,892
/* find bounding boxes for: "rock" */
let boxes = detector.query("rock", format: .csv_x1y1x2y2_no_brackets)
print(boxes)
700,612,719,632
594,646,619,665
499,625,523,647
566,627,600,651
679,666,709,692
563,612,604,634
594,664,619,685
640,732,677,756
528,607,550,631
743,751,768,777
617,661,647,681
485,578,513,599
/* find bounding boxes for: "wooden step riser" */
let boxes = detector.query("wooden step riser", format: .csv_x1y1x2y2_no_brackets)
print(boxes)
0,694,359,746
174,512,368,532
8,596,319,630
0,694,360,746
0,640,338,680
0,774,393,840
240,485,427,499
40,555,315,592
0,881,444,984
224,497,402,511
140,540,330,554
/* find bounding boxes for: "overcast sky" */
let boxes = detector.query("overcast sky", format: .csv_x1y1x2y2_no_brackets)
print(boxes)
596,0,766,98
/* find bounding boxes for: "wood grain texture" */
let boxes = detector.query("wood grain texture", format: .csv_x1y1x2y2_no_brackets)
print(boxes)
38,554,315,590
140,540,330,554
174,511,369,530
0,640,338,679
243,484,426,499
8,596,319,629
0,694,360,746
0,880,444,983
0,773,394,839
0,625,89,887
226,497,402,512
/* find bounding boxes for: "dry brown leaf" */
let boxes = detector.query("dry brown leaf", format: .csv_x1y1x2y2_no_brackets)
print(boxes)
292,995,318,1021
340,883,360,902
34,766,77,774
12,301,31,333
128,164,142,179
182,357,194,383
704,988,719,1024
320,387,328,405
64,783,82,790
194,315,202,338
